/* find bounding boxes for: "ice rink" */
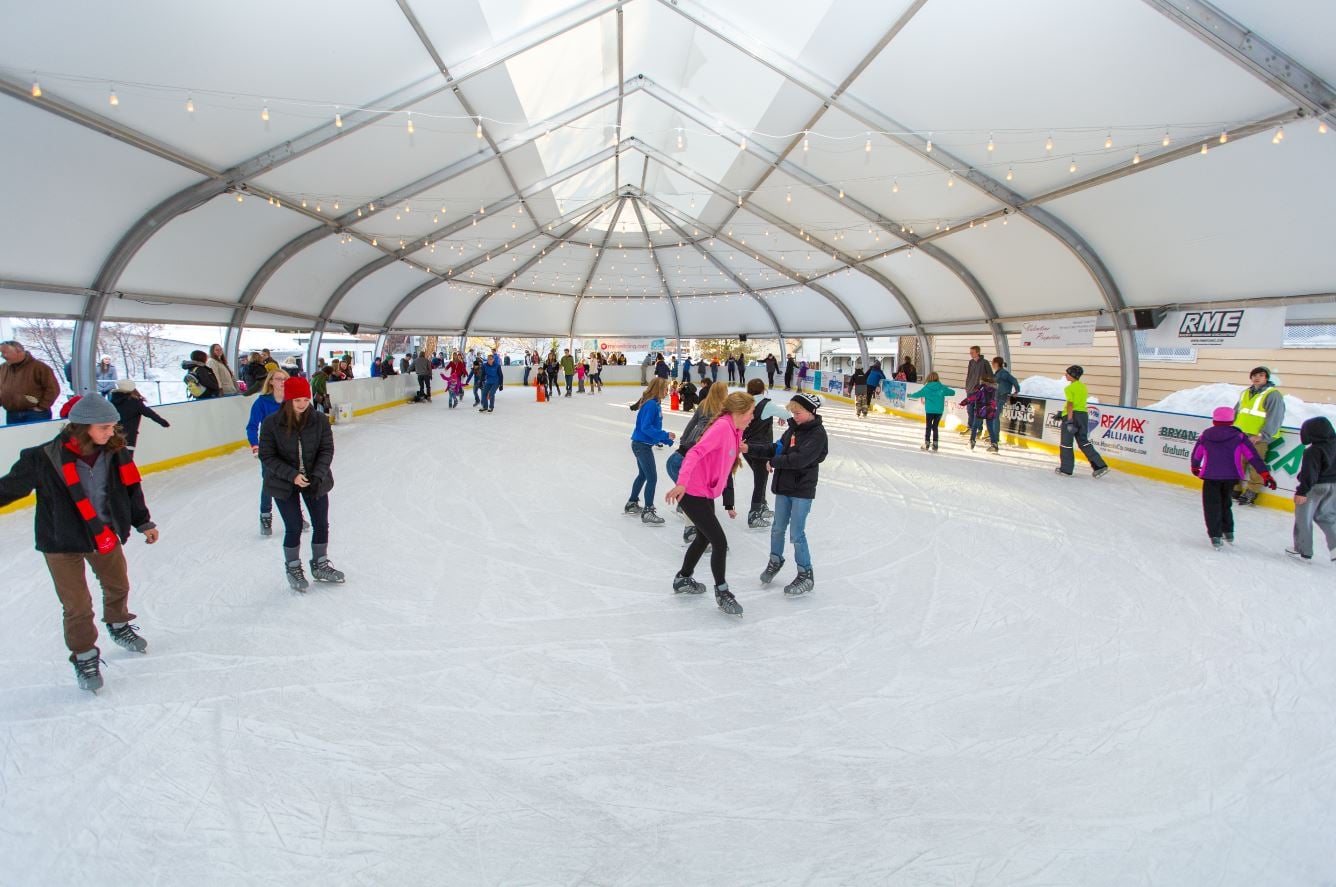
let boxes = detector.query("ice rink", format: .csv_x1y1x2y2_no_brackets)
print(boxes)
1,390,1333,886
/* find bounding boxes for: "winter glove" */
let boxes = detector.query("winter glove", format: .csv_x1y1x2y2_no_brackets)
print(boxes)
1262,472,1277,490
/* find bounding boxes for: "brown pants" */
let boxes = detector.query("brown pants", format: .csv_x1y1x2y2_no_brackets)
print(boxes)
1242,437,1271,496
43,543,135,654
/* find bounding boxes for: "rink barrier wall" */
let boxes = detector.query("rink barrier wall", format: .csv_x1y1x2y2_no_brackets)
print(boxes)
0,376,416,515
832,388,1300,513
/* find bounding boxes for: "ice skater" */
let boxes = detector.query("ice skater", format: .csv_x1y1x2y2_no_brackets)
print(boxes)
0,395,160,691
908,372,954,451
246,367,288,536
1190,406,1274,550
664,391,756,616
625,377,676,525
1287,416,1336,562
759,392,827,595
258,377,344,591
667,380,731,547
741,378,789,528
1055,366,1109,478
961,371,999,452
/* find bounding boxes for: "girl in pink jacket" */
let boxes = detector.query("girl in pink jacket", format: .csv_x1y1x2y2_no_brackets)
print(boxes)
665,391,755,615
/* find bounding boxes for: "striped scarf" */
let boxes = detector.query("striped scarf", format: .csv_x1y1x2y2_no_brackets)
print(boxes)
58,437,140,554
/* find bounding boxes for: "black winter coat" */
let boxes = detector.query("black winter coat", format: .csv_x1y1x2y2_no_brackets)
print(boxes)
109,391,169,447
237,361,266,395
183,360,221,398
0,434,154,553
1296,417,1336,496
770,415,828,499
258,410,335,499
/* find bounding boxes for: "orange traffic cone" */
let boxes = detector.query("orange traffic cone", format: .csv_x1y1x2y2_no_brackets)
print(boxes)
536,378,546,403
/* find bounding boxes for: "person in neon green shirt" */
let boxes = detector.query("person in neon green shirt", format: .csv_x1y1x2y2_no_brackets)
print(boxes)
1056,365,1109,478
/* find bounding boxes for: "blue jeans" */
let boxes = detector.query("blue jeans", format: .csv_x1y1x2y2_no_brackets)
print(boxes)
665,451,683,482
482,382,498,410
5,408,52,425
630,441,658,507
770,495,813,570
522,367,531,386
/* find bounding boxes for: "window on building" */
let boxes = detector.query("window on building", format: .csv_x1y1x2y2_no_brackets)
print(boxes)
1134,330,1197,363
1283,324,1336,348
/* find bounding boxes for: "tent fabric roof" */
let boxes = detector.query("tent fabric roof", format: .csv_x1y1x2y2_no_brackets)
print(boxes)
1,0,1333,354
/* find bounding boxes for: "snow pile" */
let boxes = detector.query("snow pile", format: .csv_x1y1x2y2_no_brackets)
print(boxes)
1149,383,1336,427
1017,375,1098,403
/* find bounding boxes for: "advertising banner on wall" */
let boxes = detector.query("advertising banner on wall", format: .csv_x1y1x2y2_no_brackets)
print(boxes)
880,379,907,409
1019,316,1097,348
1143,306,1285,349
1000,395,1048,440
582,339,663,353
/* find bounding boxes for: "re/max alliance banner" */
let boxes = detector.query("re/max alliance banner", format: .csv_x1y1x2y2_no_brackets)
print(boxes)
1143,307,1285,349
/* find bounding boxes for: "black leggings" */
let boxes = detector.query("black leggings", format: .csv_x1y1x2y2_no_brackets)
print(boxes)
679,494,728,586
1201,478,1235,538
925,413,942,444
275,489,329,549
745,455,769,509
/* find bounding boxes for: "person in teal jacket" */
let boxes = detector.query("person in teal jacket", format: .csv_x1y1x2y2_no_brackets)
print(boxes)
907,372,955,451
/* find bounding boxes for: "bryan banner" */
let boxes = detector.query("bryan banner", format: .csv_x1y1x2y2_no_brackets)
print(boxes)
1000,395,1047,440
880,379,907,409
1143,306,1285,349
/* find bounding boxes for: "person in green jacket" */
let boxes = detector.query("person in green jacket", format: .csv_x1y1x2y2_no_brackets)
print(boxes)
908,372,955,451
560,349,576,397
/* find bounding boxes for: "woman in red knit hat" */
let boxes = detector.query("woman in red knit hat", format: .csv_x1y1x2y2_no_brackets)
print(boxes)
258,376,344,591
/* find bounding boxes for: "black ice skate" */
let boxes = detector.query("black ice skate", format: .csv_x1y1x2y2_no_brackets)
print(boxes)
715,583,743,616
310,557,346,583
759,554,784,585
71,648,104,692
107,622,147,654
761,502,773,517
783,569,814,596
642,506,665,525
1092,467,1110,479
1210,537,1224,551
673,573,707,595
623,499,642,516
683,525,698,546
260,512,272,536
285,559,310,592
747,508,771,529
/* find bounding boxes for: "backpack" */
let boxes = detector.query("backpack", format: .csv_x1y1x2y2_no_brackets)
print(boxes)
742,397,774,452
183,369,206,399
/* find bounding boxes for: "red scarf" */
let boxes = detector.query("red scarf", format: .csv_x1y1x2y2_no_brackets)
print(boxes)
59,438,141,554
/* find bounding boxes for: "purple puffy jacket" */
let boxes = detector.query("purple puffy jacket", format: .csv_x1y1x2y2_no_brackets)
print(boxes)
1190,424,1267,481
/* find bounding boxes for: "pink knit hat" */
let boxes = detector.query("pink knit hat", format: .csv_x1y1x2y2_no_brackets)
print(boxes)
1212,406,1235,423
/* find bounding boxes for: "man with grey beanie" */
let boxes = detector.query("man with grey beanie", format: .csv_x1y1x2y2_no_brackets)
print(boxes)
0,394,160,692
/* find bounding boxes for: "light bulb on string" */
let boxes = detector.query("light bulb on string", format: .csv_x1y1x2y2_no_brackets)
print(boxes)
1132,149,1141,165
1219,130,1228,144
1273,125,1285,144
838,187,844,199
1320,120,1330,135
108,87,120,107
803,131,810,153
30,80,41,98
864,135,872,155
891,179,899,194
406,115,414,135
1200,142,1208,155
475,119,483,138
333,201,340,211
1044,133,1053,152
261,103,269,122
335,110,343,128
235,192,244,203
1162,129,1171,147
946,173,955,188
1068,157,1077,174
186,96,195,114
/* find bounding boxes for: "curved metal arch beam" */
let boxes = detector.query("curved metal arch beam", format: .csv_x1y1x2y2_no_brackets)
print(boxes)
567,198,629,343
629,140,923,341
637,193,865,364
635,81,1009,365
461,200,618,335
231,86,635,333
628,199,683,349
632,196,787,350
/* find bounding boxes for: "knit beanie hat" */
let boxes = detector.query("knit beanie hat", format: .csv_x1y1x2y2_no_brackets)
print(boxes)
1212,406,1235,425
283,377,312,400
1065,365,1084,379
67,394,120,425
790,392,822,413
115,378,136,392
1250,366,1271,380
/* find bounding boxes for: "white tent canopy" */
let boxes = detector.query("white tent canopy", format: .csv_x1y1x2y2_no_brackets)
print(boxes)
2,0,1333,402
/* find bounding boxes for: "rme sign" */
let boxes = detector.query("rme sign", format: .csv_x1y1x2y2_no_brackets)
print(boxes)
1179,310,1245,337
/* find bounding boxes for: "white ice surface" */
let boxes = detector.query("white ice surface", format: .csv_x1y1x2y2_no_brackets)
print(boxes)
1,393,1334,886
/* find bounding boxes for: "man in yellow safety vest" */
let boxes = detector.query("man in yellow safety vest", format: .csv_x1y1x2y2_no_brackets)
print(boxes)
1233,366,1286,505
